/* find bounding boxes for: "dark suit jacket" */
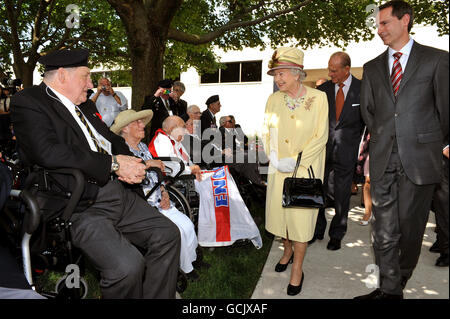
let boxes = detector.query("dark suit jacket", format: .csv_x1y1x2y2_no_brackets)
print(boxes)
175,99,188,118
142,95,178,140
318,76,364,170
11,82,137,214
200,109,217,135
361,41,449,184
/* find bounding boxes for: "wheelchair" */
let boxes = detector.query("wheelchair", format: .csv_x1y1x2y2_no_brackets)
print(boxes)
0,155,195,298
0,164,89,298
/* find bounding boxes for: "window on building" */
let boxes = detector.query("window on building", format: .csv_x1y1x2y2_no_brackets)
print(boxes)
200,60,262,84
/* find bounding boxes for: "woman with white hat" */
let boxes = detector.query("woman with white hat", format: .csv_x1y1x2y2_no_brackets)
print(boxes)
262,47,329,296
111,109,200,280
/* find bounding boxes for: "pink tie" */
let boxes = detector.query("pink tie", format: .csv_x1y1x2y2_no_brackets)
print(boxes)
391,52,403,97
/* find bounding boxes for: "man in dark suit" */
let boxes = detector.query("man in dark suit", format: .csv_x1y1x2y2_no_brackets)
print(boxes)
172,81,188,118
200,94,220,135
142,79,180,140
356,1,448,299
11,49,181,299
311,52,364,251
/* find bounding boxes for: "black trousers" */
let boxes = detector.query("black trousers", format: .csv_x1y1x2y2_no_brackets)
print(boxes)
70,179,181,299
433,157,449,254
315,162,354,240
371,152,435,295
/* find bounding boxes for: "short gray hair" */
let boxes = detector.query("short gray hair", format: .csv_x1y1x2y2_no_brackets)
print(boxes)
187,104,200,113
219,116,228,126
290,68,307,82
173,81,185,93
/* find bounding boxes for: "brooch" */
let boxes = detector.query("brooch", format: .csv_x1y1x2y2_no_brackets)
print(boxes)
303,97,316,111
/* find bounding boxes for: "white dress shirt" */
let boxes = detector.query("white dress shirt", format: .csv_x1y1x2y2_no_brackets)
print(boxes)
48,86,111,154
388,37,414,73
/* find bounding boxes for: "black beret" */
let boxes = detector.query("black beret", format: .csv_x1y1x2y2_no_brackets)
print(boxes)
157,79,173,89
206,95,219,105
38,49,89,72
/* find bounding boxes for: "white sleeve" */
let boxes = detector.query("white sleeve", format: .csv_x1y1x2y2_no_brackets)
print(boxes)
153,135,191,176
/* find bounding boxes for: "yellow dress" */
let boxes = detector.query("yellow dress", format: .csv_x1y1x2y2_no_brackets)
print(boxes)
262,86,329,242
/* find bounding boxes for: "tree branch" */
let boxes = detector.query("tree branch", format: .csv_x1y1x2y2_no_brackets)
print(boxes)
167,0,315,44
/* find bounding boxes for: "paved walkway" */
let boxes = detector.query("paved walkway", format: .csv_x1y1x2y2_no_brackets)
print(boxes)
251,189,449,299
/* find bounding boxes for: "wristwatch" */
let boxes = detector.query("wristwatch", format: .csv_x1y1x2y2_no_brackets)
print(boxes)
111,155,120,173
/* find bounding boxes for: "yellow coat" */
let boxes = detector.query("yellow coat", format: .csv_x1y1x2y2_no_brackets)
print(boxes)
262,86,329,242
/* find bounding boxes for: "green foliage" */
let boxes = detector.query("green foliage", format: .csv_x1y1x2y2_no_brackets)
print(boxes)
1,0,447,86
0,0,127,77
410,0,449,35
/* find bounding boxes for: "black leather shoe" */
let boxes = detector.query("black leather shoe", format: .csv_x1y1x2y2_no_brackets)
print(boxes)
308,234,324,245
275,255,294,272
429,240,440,253
287,272,304,296
193,259,211,270
435,253,449,267
354,289,403,300
327,238,341,251
186,269,199,281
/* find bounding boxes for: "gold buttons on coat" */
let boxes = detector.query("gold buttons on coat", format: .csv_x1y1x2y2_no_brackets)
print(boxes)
285,139,289,143
290,115,295,119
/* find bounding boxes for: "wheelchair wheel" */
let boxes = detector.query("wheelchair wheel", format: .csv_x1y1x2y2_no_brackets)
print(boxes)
55,275,88,299
166,185,194,223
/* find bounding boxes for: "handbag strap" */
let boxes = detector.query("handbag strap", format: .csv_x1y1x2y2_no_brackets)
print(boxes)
292,152,316,179
292,152,302,178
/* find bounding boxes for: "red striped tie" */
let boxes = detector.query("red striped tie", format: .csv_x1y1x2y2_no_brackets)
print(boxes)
391,52,403,97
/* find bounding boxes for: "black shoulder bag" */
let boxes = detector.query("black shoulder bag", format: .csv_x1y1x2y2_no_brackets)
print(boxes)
282,152,325,208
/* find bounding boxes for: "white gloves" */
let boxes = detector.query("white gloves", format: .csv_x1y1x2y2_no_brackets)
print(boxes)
278,157,296,173
270,151,296,173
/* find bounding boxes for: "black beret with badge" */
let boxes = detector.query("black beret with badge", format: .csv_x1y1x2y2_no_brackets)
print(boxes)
157,79,173,89
205,94,219,106
38,48,89,72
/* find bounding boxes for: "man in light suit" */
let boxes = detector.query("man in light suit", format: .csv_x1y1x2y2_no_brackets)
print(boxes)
11,49,181,299
356,0,449,299
310,52,364,251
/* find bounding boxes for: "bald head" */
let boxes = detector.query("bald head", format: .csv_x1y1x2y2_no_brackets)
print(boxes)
162,116,187,142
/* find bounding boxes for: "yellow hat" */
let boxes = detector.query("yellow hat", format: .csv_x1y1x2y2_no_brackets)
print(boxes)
267,47,304,75
110,109,153,134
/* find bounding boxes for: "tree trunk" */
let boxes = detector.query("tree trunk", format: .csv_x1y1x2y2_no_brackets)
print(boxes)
12,61,35,88
106,0,182,110
128,31,166,110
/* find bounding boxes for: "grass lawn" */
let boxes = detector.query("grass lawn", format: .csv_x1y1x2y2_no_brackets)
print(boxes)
180,200,273,299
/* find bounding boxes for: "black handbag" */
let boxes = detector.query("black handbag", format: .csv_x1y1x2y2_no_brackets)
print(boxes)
282,153,325,208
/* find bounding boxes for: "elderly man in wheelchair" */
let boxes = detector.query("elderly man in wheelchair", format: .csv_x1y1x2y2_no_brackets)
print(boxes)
8,48,181,299
145,115,262,249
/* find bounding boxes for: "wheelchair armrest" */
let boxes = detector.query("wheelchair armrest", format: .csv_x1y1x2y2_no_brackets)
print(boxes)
153,157,185,179
9,189,41,235
42,168,85,222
